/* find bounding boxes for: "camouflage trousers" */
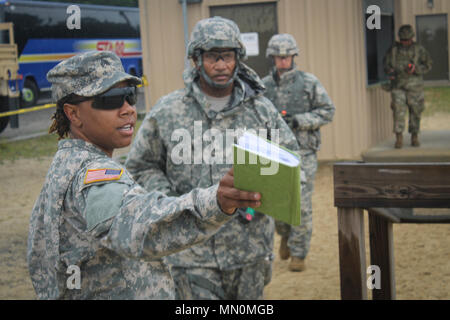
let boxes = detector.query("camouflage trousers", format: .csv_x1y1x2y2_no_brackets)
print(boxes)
171,260,269,300
275,152,317,259
391,88,425,134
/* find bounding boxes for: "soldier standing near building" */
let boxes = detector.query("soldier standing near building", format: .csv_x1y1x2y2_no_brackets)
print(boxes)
27,51,262,299
125,17,301,299
262,34,335,272
383,24,432,148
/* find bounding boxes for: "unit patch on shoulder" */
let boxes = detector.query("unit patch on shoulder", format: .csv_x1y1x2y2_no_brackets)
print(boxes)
84,168,123,184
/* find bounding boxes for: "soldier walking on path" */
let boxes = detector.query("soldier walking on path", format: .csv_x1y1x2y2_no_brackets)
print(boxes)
383,24,432,148
125,17,302,299
262,34,335,272
27,51,261,299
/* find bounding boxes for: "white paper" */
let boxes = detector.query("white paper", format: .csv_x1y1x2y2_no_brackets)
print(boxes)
236,131,300,167
241,32,259,56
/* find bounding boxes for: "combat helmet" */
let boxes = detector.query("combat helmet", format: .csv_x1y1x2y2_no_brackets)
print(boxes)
187,16,245,89
187,16,246,59
266,34,299,58
398,24,415,40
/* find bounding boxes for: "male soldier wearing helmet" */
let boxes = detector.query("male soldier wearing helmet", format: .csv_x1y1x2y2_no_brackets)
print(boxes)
125,17,301,299
262,34,335,272
383,24,432,148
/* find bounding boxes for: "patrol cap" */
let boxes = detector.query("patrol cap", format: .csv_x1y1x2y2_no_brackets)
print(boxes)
47,50,142,102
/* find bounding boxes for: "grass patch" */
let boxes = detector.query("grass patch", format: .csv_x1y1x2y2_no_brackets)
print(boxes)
0,133,59,163
0,119,143,163
424,86,450,116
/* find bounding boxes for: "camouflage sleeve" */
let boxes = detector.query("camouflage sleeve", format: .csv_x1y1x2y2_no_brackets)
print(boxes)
274,109,301,152
102,183,233,260
261,75,271,89
257,97,307,183
273,111,307,184
415,46,433,75
125,116,173,194
76,159,232,260
292,77,335,131
255,96,300,152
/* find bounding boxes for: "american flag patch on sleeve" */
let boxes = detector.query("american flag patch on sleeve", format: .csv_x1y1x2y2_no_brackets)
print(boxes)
84,168,124,184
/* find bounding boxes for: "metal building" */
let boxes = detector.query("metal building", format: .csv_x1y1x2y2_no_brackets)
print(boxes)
138,0,449,160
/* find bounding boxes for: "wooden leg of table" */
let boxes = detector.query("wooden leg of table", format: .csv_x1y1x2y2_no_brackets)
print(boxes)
337,207,367,300
368,210,396,300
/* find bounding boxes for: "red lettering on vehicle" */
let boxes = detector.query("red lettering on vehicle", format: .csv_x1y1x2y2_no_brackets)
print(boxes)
96,40,125,57
115,41,125,57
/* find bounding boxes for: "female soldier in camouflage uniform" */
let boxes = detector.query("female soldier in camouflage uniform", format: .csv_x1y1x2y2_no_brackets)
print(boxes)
27,51,261,299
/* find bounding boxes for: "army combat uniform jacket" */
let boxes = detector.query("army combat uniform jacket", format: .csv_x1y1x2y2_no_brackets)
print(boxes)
125,64,300,271
383,42,432,91
27,139,233,299
262,68,335,156
383,42,432,134
262,68,334,259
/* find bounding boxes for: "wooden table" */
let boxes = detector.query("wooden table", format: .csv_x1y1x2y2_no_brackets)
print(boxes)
333,162,450,300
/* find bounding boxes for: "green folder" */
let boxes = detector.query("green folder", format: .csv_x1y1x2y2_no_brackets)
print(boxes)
233,132,301,226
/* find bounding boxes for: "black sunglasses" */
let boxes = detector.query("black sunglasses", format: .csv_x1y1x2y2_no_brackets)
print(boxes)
64,86,137,110
92,86,138,110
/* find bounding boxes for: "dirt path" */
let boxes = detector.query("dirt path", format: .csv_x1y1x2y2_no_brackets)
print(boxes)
0,158,51,299
0,114,449,300
265,163,450,299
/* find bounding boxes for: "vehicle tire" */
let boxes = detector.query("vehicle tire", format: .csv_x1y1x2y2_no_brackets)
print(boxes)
21,79,39,108
0,96,10,134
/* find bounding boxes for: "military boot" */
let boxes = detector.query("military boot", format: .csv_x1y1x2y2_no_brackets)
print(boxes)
279,236,290,260
394,133,403,149
411,133,420,147
288,257,306,272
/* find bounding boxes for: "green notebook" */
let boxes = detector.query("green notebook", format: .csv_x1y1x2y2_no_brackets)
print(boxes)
233,131,301,226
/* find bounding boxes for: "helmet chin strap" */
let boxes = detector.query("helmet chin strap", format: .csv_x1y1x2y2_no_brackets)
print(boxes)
197,54,239,89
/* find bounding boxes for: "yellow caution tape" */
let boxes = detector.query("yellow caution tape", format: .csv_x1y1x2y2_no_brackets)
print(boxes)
0,103,56,118
138,75,148,87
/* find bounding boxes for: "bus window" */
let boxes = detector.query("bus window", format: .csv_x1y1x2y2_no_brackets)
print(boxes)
1,0,142,107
